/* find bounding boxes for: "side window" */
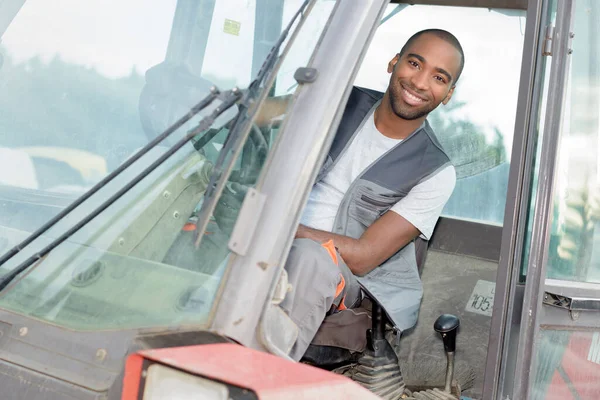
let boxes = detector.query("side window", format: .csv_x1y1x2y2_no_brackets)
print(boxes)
0,1,177,191
354,5,526,225
0,0,335,332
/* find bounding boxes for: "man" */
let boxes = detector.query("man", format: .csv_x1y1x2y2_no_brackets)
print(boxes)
280,29,464,361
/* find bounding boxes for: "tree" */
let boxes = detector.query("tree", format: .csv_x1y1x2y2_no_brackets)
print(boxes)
428,100,507,179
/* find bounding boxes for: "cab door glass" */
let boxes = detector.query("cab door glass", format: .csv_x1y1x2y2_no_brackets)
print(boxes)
540,0,600,283
354,4,526,225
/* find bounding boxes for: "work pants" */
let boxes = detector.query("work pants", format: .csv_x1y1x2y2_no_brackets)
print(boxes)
279,238,362,361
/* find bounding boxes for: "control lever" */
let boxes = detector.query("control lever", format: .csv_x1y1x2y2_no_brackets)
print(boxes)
434,314,460,394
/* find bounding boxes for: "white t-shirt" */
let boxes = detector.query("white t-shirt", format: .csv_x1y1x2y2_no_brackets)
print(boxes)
300,111,456,239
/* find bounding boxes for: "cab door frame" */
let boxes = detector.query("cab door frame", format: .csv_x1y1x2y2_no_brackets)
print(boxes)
509,1,578,398
481,0,550,397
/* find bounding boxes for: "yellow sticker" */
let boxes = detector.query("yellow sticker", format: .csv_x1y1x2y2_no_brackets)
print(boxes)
224,19,241,36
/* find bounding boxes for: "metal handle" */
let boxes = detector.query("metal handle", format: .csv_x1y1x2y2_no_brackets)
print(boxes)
543,291,600,312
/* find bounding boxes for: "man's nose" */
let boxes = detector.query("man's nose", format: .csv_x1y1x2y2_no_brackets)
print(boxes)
410,71,429,91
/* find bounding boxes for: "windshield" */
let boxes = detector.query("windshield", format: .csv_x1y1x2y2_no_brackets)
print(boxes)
0,0,335,331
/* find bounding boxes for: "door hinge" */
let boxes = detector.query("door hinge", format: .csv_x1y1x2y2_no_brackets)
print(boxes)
542,25,555,56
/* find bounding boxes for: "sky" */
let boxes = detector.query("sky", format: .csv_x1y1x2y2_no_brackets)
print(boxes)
2,0,525,154
2,0,177,77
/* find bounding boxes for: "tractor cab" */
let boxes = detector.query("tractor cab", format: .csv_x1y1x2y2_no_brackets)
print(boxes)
0,0,598,399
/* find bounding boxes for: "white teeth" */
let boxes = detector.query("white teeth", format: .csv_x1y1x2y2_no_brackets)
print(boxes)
403,88,424,102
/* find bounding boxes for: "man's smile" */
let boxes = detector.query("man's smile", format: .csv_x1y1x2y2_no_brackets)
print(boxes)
400,83,428,106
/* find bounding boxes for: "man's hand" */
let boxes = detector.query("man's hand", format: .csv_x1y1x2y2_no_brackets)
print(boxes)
254,94,293,127
295,224,310,239
213,183,248,234
295,211,420,276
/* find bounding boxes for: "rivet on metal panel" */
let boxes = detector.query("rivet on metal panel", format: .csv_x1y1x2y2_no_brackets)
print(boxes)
569,32,575,38
163,191,171,199
96,349,107,362
568,49,573,55
173,211,180,219
118,237,125,246
257,261,268,270
18,327,27,337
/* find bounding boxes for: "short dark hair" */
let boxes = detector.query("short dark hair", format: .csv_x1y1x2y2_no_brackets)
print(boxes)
399,29,465,85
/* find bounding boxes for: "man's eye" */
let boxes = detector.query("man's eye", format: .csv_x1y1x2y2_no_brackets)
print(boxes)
408,60,419,68
434,75,446,83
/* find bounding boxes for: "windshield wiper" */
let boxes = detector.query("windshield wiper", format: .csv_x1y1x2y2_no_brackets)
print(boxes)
0,89,242,292
193,0,311,247
0,88,220,268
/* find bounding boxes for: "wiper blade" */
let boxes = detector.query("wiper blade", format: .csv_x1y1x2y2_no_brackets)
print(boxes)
0,88,242,292
0,87,220,268
193,0,311,247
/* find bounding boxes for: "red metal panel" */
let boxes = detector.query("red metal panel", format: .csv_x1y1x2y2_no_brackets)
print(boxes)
138,343,380,400
121,353,144,400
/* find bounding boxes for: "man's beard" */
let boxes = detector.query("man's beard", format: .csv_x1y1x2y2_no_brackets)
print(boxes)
388,82,439,121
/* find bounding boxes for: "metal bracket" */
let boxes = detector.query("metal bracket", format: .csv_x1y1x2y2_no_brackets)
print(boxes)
543,291,600,312
228,187,267,256
542,25,555,56
271,269,292,305
294,67,318,84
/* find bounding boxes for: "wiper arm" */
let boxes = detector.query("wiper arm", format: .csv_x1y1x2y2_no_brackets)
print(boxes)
0,88,242,292
0,87,220,268
193,0,311,247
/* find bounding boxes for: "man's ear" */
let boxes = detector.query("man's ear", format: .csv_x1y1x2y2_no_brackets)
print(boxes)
387,53,400,74
442,86,455,105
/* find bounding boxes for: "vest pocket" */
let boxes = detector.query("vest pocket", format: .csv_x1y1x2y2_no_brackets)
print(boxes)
360,194,394,208
349,188,402,226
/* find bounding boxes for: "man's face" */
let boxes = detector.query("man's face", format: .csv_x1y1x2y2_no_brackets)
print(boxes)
387,33,462,121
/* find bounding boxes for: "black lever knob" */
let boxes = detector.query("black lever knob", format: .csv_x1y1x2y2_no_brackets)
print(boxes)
434,314,460,353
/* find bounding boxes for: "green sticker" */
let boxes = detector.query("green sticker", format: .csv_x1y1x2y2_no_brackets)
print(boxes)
224,19,241,36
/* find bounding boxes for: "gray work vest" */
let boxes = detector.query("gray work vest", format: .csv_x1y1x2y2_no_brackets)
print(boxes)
318,86,452,331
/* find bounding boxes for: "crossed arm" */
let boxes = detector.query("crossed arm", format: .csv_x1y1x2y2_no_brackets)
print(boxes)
296,211,420,276
253,94,422,274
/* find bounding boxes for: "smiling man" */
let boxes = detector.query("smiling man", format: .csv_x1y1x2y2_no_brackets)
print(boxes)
277,29,465,361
